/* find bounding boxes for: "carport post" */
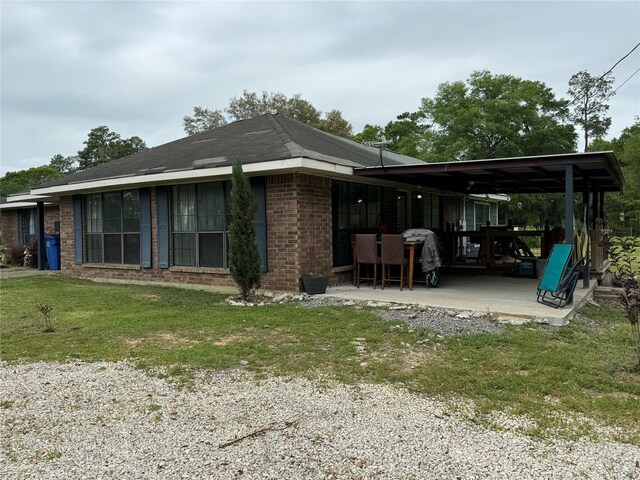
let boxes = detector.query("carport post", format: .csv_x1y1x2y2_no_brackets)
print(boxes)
565,164,574,246
565,164,574,304
36,201,46,271
582,183,590,288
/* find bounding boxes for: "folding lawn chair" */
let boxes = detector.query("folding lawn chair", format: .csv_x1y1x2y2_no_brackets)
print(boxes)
536,244,584,308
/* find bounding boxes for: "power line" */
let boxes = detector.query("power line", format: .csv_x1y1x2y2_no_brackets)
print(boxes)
611,66,640,94
597,42,640,81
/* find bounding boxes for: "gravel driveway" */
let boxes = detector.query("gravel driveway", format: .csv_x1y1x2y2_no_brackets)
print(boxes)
1,361,638,479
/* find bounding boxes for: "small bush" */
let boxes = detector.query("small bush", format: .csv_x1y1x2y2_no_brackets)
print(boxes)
24,240,38,268
37,303,54,332
5,244,26,266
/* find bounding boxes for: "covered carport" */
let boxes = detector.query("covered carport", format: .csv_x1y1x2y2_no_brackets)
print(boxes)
354,151,625,289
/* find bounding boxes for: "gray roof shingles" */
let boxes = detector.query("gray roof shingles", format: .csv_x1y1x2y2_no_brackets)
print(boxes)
37,113,422,189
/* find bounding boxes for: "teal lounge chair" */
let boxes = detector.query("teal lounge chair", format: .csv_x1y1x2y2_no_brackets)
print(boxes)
536,244,584,308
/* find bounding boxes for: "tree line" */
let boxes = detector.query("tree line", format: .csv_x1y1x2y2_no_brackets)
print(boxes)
2,74,637,232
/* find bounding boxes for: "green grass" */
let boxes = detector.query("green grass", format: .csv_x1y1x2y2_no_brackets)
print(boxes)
1,276,639,443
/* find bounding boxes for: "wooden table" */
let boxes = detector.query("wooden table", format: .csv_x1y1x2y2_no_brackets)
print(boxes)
352,240,424,290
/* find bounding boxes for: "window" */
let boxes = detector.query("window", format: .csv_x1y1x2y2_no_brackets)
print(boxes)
172,182,231,268
332,181,383,267
84,190,140,264
475,202,491,230
20,209,36,244
422,193,441,230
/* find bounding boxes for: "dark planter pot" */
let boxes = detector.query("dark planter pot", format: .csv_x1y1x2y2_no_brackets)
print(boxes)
302,275,329,295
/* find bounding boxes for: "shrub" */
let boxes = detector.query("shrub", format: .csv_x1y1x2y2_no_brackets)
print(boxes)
23,240,38,268
607,234,640,372
228,161,260,300
4,243,26,266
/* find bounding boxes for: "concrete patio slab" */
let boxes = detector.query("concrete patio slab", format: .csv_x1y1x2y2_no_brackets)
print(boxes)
324,275,596,321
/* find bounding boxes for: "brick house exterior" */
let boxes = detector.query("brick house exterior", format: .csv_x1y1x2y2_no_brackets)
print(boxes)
6,113,466,291
0,204,60,248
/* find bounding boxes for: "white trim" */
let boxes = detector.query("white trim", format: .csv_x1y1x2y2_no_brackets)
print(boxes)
18,157,355,200
0,201,54,209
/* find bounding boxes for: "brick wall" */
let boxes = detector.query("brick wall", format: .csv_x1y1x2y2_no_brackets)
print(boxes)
58,175,335,292
0,210,18,246
297,174,332,283
59,192,237,289
262,173,333,291
0,205,59,247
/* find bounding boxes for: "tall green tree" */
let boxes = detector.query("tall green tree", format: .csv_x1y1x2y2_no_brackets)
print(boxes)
593,119,640,231
182,106,227,135
567,70,615,152
420,70,577,162
228,161,261,300
0,166,62,197
77,126,147,170
49,154,79,175
183,90,353,138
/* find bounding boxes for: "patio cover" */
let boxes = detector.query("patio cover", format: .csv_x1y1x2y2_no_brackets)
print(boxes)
353,151,624,195
355,151,625,290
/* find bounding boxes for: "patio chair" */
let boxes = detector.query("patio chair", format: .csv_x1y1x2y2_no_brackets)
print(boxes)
536,244,584,308
355,234,379,288
381,234,408,290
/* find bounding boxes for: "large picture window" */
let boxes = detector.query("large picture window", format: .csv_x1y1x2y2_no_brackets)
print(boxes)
172,182,231,268
84,190,140,264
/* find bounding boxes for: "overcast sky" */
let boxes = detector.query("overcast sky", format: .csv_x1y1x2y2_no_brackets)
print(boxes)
1,1,639,174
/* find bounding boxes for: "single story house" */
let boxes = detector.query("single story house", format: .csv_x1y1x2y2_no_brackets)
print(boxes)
6,113,624,291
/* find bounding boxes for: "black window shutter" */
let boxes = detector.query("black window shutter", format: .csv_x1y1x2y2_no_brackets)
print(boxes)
156,186,170,269
250,177,268,273
17,210,24,245
139,188,152,268
73,195,83,265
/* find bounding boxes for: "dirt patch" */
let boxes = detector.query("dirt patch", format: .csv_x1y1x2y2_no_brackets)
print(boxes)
132,293,161,301
213,335,246,346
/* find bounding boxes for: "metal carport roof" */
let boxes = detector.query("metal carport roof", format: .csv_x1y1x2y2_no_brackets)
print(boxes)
353,151,624,194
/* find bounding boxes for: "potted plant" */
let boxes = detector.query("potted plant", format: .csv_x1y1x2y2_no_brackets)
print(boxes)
302,273,329,295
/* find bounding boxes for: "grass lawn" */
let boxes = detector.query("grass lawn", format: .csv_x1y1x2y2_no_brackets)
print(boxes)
1,276,639,443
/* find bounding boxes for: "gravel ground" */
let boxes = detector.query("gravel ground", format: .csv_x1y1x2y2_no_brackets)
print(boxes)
297,294,504,337
1,362,638,479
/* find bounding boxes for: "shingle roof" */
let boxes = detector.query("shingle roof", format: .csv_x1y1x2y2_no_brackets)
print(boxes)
38,113,422,189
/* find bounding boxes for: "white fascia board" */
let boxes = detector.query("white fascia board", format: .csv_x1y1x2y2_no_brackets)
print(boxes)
4,194,52,203
0,201,54,209
27,157,355,198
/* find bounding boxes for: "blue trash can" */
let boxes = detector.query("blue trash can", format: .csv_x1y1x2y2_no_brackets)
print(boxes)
45,234,61,270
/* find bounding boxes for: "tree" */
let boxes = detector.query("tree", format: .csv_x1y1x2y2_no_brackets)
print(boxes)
49,154,79,175
318,109,353,138
228,161,261,300
183,90,353,137
182,106,227,135
77,126,147,170
420,70,577,162
567,70,615,152
0,166,62,197
595,119,640,230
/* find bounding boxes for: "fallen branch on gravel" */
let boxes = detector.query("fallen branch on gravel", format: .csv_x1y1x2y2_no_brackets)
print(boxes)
218,417,301,448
